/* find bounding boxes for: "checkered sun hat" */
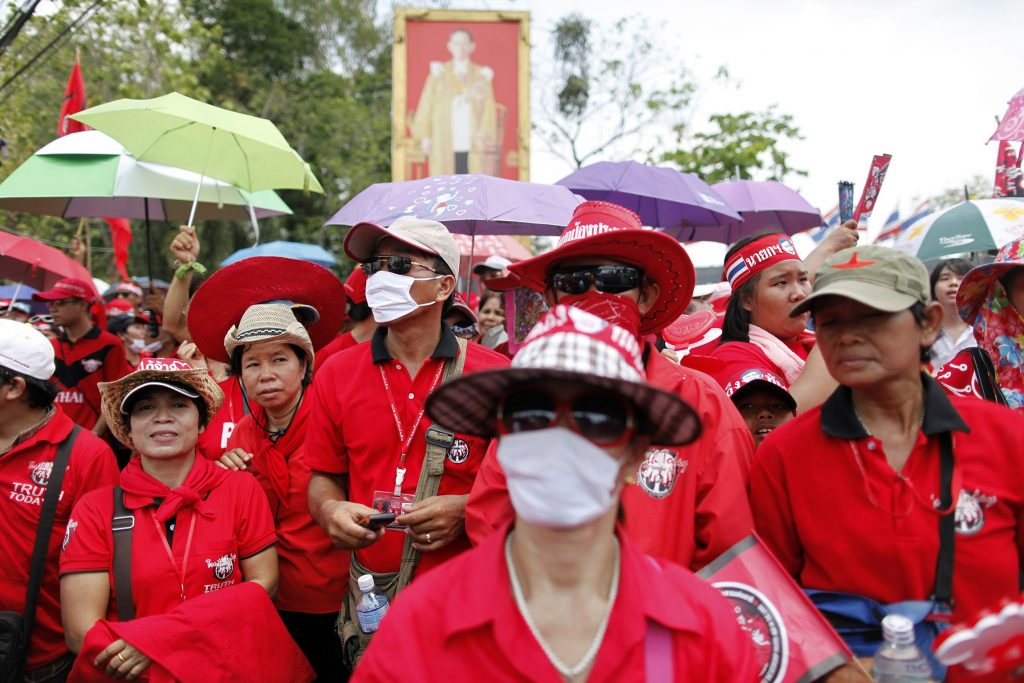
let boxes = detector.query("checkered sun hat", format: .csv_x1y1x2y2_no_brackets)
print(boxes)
425,305,701,446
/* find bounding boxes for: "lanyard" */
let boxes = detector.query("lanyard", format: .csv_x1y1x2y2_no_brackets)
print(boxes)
379,361,446,495
150,510,198,603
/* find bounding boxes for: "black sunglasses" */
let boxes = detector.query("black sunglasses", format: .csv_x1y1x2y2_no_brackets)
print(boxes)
549,265,645,296
450,323,478,339
498,386,637,446
361,255,440,277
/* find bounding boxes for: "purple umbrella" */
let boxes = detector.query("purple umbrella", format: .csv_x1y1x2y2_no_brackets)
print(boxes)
555,161,741,239
708,180,824,243
325,173,581,236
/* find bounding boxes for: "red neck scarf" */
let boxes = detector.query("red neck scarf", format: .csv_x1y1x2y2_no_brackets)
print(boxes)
248,394,310,513
120,453,230,521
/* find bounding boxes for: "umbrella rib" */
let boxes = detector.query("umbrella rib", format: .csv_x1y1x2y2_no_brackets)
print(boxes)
230,132,253,191
136,120,195,160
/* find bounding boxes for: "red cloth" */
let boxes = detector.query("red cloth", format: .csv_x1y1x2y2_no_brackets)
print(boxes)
723,234,801,290
708,338,812,391
103,218,132,282
197,375,245,460
312,330,358,374
750,387,1024,629
465,342,755,571
0,408,118,670
51,327,133,429
305,328,509,576
57,59,87,136
119,455,229,522
228,400,348,613
353,526,758,682
61,457,277,618
68,582,313,682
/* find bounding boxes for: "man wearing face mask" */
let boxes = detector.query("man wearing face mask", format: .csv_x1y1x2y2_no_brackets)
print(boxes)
107,311,160,369
305,216,509,666
466,200,756,572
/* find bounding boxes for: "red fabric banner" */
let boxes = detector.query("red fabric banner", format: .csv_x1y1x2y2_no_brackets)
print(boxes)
103,217,132,281
993,141,1023,198
58,59,88,137
698,534,852,683
853,154,892,228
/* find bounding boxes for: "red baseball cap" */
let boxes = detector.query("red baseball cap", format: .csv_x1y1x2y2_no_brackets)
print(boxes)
106,298,134,316
506,201,695,335
32,278,96,302
721,366,796,412
344,268,367,304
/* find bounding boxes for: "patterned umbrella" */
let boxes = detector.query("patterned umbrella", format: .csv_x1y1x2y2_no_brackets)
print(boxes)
989,86,1024,142
893,198,1024,259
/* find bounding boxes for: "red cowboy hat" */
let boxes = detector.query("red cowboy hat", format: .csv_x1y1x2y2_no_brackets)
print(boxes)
187,256,345,364
507,201,695,335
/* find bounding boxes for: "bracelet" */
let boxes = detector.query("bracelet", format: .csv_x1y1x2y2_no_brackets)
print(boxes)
173,260,207,280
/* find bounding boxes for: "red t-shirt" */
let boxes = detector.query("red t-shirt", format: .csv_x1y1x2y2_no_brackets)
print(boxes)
0,408,118,669
465,343,755,571
61,461,277,619
354,526,758,683
197,375,246,460
228,401,348,614
305,326,509,576
313,331,359,373
51,326,133,429
750,377,1024,626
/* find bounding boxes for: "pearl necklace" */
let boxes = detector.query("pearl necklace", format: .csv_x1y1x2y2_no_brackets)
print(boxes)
504,533,620,680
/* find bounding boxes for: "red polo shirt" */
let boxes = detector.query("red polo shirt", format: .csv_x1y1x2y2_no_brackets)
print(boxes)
750,375,1024,625
61,462,277,619
314,331,359,373
197,375,246,460
465,343,755,571
51,326,133,429
228,400,348,614
305,325,509,577
353,526,758,683
0,408,118,670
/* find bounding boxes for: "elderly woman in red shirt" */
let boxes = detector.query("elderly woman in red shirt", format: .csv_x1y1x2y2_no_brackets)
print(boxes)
354,305,757,683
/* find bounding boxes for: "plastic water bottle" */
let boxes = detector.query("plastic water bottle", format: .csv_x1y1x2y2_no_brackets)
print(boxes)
355,574,389,634
872,615,932,682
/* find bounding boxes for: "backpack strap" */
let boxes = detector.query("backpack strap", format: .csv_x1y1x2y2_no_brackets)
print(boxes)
22,424,80,649
968,347,1007,405
931,432,955,608
111,486,136,621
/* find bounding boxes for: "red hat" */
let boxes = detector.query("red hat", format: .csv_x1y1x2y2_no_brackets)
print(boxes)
721,366,796,412
106,298,134,316
187,256,346,364
506,201,695,335
344,268,367,304
32,278,96,302
426,305,701,446
449,293,478,324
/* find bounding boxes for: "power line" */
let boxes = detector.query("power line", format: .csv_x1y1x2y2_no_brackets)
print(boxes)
1,225,115,252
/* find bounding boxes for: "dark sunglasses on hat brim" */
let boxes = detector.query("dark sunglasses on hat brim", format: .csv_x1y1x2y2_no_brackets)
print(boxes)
548,265,645,296
496,385,639,447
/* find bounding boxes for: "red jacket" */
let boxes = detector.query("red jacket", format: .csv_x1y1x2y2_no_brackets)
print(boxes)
465,344,755,571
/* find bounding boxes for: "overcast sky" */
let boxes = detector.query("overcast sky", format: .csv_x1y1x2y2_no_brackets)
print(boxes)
433,0,1023,244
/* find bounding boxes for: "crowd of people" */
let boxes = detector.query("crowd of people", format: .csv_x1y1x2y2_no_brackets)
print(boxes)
0,198,1022,682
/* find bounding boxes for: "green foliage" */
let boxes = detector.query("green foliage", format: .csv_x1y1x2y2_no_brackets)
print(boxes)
0,0,390,284
662,107,806,184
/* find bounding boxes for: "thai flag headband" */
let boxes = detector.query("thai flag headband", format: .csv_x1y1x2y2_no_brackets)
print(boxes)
723,234,800,291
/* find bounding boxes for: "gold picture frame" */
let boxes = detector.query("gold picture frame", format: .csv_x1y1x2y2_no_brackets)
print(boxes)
392,8,531,182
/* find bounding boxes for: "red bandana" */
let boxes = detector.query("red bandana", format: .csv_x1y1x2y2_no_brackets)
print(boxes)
723,234,800,290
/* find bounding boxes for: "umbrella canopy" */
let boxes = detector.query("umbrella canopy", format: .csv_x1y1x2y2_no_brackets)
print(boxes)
0,231,96,292
709,180,824,242
893,198,1024,260
554,161,740,239
221,241,337,268
0,131,292,222
325,173,581,236
70,92,323,193
989,85,1024,142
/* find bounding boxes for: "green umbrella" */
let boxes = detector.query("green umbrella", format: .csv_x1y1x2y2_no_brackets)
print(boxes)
69,92,323,197
893,198,1024,260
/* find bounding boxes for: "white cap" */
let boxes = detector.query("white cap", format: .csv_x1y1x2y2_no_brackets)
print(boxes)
357,574,376,593
0,319,55,381
473,255,512,275
881,614,915,645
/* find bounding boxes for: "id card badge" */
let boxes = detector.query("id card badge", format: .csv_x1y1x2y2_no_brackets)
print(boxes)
371,490,415,529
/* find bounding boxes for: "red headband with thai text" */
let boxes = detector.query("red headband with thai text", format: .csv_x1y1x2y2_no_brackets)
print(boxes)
723,234,800,290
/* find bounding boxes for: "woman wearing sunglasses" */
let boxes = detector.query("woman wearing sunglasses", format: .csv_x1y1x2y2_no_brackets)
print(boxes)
750,246,1024,682
353,305,757,682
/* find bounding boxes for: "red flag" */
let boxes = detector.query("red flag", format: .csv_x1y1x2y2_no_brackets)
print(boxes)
104,217,132,281
698,534,853,683
58,58,88,137
852,153,892,228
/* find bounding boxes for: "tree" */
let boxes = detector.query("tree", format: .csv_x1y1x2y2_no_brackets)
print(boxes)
535,14,696,168
662,107,806,184
932,174,992,209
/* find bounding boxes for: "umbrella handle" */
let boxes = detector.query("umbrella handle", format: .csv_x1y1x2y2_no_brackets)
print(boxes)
186,129,215,229
247,201,260,246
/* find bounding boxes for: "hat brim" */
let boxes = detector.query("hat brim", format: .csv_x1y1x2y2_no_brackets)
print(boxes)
187,256,346,364
472,264,502,276
730,380,796,412
100,369,223,450
956,261,1023,324
32,290,85,302
507,230,695,335
344,221,442,264
120,381,200,412
425,367,702,447
790,280,919,317
223,325,316,368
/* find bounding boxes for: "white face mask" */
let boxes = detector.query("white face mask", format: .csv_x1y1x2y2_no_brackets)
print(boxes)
365,270,442,324
497,427,623,529
130,338,162,354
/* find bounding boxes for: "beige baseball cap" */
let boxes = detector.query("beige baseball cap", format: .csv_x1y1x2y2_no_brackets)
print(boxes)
790,245,930,317
344,216,461,277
